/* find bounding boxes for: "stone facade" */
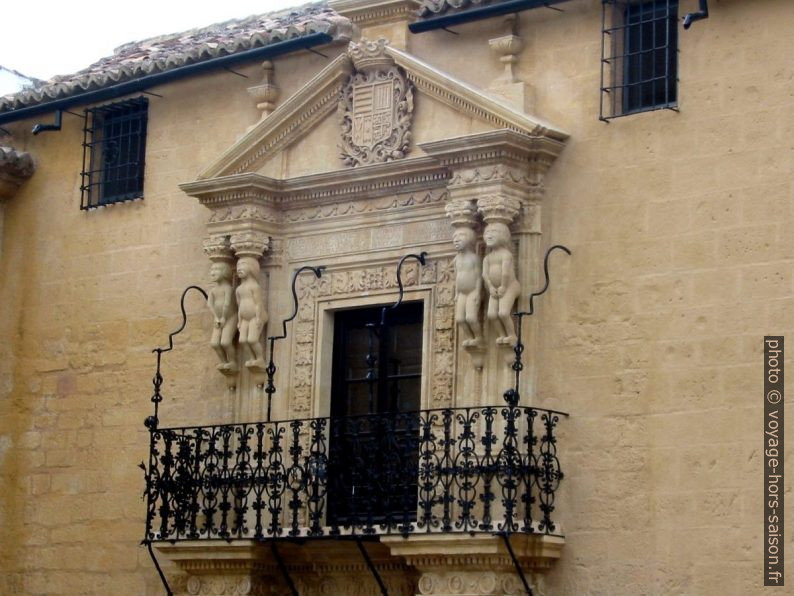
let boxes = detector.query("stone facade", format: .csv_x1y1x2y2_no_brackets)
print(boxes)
0,0,792,594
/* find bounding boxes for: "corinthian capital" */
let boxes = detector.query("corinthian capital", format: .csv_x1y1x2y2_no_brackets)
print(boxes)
444,199,479,229
476,195,521,226
202,235,234,263
230,231,270,259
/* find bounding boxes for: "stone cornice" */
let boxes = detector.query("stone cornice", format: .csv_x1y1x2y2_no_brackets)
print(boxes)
330,0,421,26
419,128,565,171
382,533,565,570
385,46,568,142
183,156,448,210
197,53,353,180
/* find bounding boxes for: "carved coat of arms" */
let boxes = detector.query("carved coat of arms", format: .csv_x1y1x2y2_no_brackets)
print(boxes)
339,39,414,167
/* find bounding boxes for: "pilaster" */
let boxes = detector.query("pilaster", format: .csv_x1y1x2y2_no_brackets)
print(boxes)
421,130,563,406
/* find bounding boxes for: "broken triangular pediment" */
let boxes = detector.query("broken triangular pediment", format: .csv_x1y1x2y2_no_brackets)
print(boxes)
196,38,568,181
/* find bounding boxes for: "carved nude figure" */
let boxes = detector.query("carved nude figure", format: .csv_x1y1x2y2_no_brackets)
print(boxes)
482,222,521,345
452,227,483,347
235,257,267,368
207,262,238,371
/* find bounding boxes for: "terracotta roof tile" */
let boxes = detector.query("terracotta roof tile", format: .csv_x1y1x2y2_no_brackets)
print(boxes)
0,1,351,113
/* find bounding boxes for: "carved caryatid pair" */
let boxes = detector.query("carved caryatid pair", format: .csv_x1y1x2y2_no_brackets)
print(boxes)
204,235,269,375
448,199,521,349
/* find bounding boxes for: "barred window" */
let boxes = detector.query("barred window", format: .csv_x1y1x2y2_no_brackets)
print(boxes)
81,97,148,209
600,0,678,120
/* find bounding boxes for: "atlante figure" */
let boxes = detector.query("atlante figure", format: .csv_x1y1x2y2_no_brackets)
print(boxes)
235,257,268,369
482,222,520,346
452,227,483,347
207,261,238,371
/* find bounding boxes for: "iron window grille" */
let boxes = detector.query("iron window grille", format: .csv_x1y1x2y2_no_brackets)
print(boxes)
81,97,148,209
600,0,679,120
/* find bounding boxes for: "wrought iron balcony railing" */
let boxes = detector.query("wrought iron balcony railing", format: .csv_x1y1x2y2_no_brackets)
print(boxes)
143,404,564,543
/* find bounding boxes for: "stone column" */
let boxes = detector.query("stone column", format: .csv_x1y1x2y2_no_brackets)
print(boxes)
421,131,563,409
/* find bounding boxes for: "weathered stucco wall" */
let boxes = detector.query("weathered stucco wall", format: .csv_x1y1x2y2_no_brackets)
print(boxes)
1,0,792,594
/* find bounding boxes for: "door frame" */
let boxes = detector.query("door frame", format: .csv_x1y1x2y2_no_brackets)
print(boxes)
313,286,433,420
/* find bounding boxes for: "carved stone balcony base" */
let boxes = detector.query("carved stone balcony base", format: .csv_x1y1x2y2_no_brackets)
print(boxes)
157,539,419,595
382,534,564,595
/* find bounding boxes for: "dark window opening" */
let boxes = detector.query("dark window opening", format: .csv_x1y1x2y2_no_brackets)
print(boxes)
81,97,148,209
327,301,423,526
601,0,678,120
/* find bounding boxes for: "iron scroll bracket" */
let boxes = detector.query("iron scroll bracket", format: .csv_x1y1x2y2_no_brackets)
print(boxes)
500,533,533,596
264,265,325,421
271,541,299,596
144,541,174,596
146,285,208,430
364,251,427,414
378,251,427,327
356,538,389,596
504,245,571,407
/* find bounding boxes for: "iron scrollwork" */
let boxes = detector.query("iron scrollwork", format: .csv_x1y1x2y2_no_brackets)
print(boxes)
265,265,325,421
364,251,427,415
504,245,572,407
143,404,566,543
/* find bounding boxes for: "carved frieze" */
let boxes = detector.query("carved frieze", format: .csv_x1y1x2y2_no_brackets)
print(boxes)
417,570,525,595
208,205,277,224
185,575,268,595
339,39,414,167
448,164,532,189
285,190,445,223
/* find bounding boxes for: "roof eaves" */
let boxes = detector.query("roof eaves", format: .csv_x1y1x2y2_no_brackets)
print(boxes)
0,3,352,115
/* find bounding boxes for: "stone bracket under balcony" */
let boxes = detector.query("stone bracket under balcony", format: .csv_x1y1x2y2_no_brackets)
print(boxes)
155,533,563,595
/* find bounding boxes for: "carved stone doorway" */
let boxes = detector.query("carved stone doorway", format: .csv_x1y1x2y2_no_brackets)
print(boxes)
328,300,423,526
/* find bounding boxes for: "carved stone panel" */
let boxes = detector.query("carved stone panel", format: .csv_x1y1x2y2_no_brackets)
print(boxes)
339,39,414,167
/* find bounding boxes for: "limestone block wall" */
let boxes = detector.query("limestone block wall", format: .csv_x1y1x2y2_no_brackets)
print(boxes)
0,65,279,593
0,0,792,594
530,1,792,594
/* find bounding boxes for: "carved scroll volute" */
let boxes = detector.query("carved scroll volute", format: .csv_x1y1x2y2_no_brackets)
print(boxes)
230,232,270,375
338,38,414,167
203,236,239,385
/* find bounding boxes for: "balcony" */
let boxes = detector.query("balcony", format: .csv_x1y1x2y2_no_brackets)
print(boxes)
144,405,564,543
141,272,568,594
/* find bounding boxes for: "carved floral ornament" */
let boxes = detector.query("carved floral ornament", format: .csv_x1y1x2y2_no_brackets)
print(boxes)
339,38,414,167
